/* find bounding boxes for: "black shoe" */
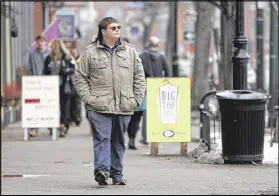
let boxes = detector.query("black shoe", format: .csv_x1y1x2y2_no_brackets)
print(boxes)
128,138,137,150
128,144,137,150
75,120,81,126
95,170,109,186
64,125,69,134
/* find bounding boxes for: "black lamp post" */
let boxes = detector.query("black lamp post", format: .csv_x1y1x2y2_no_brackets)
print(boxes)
232,1,250,90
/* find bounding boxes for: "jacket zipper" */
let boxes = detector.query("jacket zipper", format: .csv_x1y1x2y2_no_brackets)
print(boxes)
111,49,117,111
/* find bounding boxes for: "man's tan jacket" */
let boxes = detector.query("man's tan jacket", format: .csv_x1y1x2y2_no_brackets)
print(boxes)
75,40,146,115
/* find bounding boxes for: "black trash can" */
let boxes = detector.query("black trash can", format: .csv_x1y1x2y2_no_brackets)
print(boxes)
216,90,270,163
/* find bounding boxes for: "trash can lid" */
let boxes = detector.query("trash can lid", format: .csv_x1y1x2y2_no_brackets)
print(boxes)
216,90,270,100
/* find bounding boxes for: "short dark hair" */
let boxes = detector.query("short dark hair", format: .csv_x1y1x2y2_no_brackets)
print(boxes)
35,35,46,41
92,17,119,44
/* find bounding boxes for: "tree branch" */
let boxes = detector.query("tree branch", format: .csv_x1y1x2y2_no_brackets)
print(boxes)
207,1,229,17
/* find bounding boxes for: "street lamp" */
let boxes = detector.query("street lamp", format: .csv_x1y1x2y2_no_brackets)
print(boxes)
232,1,250,90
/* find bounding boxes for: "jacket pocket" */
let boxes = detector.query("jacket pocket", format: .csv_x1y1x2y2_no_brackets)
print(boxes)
90,57,108,69
89,89,111,111
117,53,130,69
119,89,137,112
97,58,108,69
119,63,129,68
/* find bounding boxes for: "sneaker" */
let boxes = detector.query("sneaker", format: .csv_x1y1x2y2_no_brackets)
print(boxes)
111,174,126,185
95,170,109,186
29,129,38,137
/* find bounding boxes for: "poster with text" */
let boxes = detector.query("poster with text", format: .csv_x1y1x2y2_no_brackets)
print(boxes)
146,78,191,142
21,76,60,128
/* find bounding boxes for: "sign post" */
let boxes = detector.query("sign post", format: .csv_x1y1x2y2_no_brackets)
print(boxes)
22,76,60,141
146,78,191,156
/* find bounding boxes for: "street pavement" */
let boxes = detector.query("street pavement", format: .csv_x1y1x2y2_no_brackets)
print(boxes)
1,117,278,195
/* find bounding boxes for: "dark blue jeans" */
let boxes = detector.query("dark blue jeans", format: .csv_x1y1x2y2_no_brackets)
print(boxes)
87,111,131,176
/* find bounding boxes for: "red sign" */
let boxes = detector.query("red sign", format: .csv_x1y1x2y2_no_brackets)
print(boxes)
24,99,40,104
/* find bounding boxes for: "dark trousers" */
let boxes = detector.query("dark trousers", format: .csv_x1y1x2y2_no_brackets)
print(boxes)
127,111,143,139
71,92,81,122
60,92,73,127
87,111,131,176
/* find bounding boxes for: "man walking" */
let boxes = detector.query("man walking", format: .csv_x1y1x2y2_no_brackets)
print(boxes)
139,36,171,144
27,34,51,137
75,17,146,186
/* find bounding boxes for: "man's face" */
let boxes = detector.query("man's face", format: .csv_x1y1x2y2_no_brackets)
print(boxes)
36,39,46,50
104,22,121,40
71,49,78,58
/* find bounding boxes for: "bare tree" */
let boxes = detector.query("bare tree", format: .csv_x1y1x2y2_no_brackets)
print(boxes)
191,2,215,108
210,1,236,90
142,2,158,50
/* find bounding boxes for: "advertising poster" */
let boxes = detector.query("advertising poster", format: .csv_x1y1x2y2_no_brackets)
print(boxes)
21,76,60,128
146,78,191,142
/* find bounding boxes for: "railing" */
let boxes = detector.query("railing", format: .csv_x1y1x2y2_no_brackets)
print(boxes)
199,91,221,151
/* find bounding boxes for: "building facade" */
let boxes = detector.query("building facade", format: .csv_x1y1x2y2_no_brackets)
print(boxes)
1,1,38,129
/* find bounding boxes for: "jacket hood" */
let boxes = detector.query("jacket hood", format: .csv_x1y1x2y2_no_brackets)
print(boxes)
147,50,162,61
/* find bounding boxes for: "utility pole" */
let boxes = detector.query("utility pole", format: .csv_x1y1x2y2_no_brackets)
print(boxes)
232,2,250,90
256,2,264,92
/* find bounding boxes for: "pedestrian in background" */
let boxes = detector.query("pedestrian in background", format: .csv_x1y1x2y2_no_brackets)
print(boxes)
27,34,51,137
127,95,146,150
70,48,82,126
122,37,147,150
139,36,171,145
43,40,76,137
75,17,146,186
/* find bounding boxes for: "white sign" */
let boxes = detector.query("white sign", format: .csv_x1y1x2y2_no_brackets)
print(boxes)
21,76,60,128
159,83,179,124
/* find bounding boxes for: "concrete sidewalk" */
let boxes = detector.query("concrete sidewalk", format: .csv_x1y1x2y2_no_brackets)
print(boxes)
1,120,278,195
